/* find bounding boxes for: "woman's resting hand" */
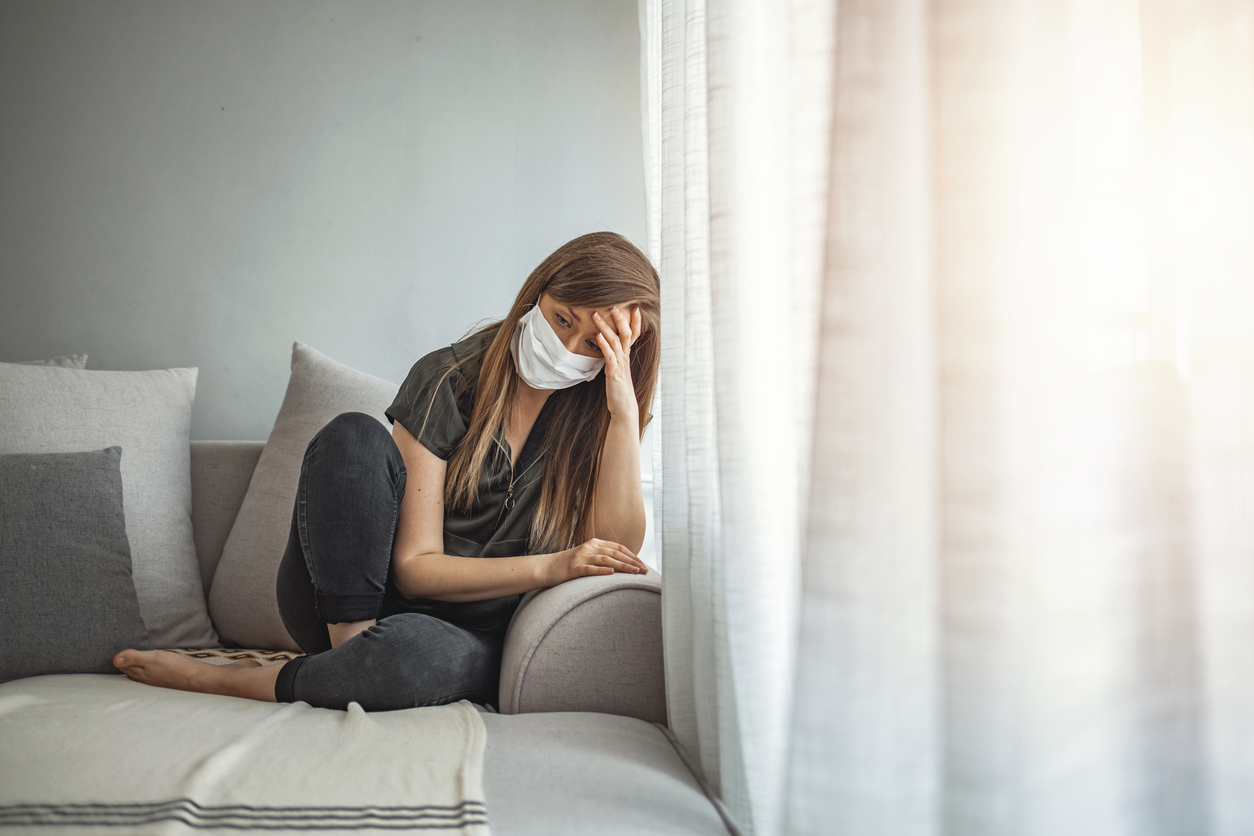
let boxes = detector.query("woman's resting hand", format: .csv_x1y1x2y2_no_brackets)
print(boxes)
540,538,649,587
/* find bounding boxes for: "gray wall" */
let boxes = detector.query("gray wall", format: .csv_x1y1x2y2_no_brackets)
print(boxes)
0,0,647,442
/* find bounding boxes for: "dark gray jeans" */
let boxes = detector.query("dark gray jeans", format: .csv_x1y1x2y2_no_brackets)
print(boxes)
273,412,503,711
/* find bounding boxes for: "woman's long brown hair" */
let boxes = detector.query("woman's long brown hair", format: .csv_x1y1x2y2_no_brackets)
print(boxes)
440,231,661,553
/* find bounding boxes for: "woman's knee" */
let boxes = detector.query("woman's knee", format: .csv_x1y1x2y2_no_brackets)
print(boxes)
284,615,500,711
303,412,404,479
313,412,393,454
367,615,500,703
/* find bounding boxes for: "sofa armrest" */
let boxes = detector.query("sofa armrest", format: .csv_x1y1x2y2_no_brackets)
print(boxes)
499,571,665,725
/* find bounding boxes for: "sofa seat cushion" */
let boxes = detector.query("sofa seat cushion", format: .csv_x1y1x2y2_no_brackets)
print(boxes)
0,674,490,834
480,712,731,835
0,675,730,836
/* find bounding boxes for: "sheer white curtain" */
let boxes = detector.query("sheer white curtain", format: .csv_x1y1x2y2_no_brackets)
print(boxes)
645,1,1254,835
644,0,831,832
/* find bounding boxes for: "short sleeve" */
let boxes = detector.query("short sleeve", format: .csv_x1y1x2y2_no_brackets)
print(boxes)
385,346,471,461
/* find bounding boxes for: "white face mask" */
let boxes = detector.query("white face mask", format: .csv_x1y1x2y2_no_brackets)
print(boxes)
510,296,605,390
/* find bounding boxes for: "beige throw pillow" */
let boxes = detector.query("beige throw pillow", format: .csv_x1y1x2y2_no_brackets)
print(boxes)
0,362,217,648
208,343,399,650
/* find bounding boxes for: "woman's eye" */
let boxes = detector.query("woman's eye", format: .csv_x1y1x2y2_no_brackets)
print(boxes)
586,339,598,352
556,315,570,328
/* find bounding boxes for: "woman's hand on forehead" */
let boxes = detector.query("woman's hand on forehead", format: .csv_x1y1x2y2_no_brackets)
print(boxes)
593,304,642,418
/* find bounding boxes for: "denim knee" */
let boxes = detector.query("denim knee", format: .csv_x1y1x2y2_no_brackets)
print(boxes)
274,614,502,712
304,413,404,490
311,412,398,461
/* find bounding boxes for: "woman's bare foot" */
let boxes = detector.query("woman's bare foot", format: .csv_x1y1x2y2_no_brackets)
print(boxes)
113,649,279,702
113,649,214,691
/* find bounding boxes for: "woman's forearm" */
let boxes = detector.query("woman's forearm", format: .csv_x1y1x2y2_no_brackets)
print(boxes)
396,415,646,601
393,551,548,602
590,412,647,553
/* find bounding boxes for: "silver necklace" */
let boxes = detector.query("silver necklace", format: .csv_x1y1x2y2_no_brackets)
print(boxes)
494,435,543,510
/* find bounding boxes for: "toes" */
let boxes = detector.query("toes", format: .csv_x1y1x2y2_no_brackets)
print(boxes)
113,649,151,679
114,649,147,664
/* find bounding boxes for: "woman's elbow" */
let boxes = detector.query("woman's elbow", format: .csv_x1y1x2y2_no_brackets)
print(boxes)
598,517,646,556
392,551,439,599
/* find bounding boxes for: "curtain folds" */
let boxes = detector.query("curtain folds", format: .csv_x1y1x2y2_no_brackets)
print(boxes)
646,0,832,831
645,1,1254,835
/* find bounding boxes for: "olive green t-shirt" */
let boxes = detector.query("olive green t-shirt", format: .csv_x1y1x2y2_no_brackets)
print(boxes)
383,327,557,632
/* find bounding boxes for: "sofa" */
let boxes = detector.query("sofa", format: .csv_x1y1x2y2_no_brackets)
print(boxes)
0,350,732,836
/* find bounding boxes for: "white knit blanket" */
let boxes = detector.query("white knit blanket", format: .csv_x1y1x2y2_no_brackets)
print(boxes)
0,673,490,835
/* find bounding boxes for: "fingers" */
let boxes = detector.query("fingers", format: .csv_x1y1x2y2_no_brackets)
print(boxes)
592,311,624,356
595,539,645,569
581,559,644,577
586,556,647,576
591,313,620,372
593,331,616,367
581,539,648,574
595,306,640,354
610,306,641,352
609,306,632,346
604,556,644,574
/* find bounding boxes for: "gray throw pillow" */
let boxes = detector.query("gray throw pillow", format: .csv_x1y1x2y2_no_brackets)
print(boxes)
12,355,89,368
0,447,153,683
0,362,217,648
209,343,398,650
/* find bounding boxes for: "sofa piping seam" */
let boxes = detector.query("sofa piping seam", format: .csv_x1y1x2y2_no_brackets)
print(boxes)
653,722,743,836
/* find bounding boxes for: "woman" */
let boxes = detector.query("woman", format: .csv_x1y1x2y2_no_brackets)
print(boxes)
113,231,659,711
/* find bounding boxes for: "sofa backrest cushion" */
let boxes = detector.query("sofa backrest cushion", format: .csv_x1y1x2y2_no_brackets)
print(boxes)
208,343,398,651
0,362,217,648
190,441,264,594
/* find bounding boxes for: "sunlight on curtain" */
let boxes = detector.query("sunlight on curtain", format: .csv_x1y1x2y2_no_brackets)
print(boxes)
645,0,1254,834
1175,3,1254,832
644,0,832,832
781,2,1254,834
